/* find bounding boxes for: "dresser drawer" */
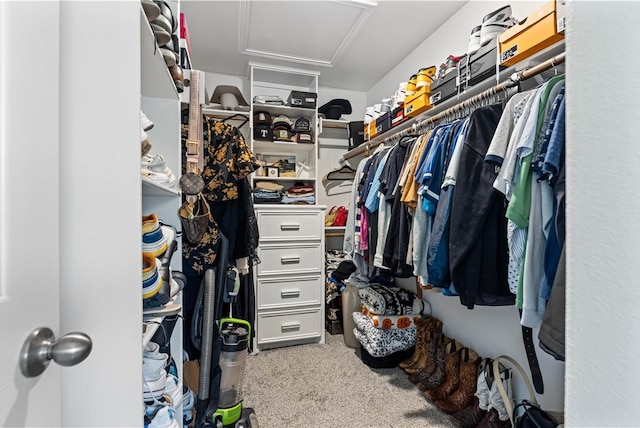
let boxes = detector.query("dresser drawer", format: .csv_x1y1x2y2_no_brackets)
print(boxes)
257,307,322,345
256,243,323,276
257,275,322,310
257,210,322,241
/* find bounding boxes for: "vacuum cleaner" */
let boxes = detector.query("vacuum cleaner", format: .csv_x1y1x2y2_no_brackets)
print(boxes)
191,232,258,428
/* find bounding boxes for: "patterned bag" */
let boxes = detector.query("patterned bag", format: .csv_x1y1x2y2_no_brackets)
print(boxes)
179,193,212,244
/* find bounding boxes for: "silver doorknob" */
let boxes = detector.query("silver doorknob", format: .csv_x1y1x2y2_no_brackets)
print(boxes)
20,327,92,377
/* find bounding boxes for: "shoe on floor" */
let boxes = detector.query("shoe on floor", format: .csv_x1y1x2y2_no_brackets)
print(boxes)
480,5,517,45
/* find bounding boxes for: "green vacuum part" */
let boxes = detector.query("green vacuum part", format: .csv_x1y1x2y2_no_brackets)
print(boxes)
213,401,243,426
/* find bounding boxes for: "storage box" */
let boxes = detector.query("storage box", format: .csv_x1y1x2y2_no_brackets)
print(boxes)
348,121,365,149
469,37,503,86
325,318,343,335
457,55,471,89
498,0,565,67
287,91,317,109
429,63,462,106
179,13,191,57
390,106,405,127
369,118,378,139
404,86,432,118
374,111,391,136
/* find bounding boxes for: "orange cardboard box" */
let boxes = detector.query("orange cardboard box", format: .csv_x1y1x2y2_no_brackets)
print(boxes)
498,0,565,67
404,86,432,118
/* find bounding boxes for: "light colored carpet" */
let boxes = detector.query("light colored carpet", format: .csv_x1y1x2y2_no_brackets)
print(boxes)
242,333,457,428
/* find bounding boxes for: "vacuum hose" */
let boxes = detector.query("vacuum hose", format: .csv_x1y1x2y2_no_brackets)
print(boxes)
197,268,216,401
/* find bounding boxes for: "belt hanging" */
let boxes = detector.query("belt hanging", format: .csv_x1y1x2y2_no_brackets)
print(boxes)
179,70,205,201
519,309,544,394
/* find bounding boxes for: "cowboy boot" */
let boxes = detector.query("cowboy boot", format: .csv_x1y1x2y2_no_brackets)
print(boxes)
399,316,435,369
476,407,510,428
413,333,450,387
478,362,512,427
448,358,492,428
402,317,443,371
405,330,439,377
435,347,481,414
424,340,465,401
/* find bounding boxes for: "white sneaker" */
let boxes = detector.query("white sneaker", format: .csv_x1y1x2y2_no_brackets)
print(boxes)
467,24,482,55
141,169,170,186
363,106,375,125
164,373,183,408
480,5,517,45
141,129,149,143
393,82,407,107
142,155,176,188
143,342,168,378
147,405,181,428
372,103,382,120
141,111,155,131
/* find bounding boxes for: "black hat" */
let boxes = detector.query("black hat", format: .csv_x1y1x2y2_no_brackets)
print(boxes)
253,111,272,125
318,99,352,120
331,260,357,281
293,117,311,132
253,123,273,141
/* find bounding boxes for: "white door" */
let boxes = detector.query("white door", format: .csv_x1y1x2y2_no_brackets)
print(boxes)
0,2,63,426
1,2,142,426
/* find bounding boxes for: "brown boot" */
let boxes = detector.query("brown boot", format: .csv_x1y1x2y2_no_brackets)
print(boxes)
475,407,510,428
417,336,454,390
435,347,481,414
402,317,443,371
424,340,465,400
405,330,439,376
449,396,487,428
399,316,434,369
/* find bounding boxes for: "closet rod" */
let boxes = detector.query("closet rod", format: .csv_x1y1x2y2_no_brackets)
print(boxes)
342,52,566,161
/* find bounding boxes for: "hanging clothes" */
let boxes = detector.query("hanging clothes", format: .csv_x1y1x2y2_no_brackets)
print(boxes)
448,104,513,309
181,117,260,275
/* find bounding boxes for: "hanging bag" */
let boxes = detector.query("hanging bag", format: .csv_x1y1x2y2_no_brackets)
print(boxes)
178,70,211,243
493,355,563,428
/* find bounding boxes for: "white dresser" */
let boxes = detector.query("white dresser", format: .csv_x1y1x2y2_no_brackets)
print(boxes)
254,205,326,350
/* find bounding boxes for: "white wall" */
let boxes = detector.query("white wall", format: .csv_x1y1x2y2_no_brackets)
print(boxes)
367,1,546,107
566,2,640,426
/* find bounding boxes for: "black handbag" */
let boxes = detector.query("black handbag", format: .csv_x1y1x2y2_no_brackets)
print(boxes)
494,355,563,428
514,399,558,428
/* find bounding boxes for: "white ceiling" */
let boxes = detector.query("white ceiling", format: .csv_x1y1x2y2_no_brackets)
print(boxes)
180,0,468,92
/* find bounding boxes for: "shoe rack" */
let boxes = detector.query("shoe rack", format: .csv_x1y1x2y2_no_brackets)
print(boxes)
140,0,184,417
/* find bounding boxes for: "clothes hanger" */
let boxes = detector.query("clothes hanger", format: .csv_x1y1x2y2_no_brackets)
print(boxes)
219,113,249,128
324,164,356,181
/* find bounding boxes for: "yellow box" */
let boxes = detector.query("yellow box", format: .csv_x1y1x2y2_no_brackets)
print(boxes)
369,119,378,139
498,0,565,67
403,86,432,118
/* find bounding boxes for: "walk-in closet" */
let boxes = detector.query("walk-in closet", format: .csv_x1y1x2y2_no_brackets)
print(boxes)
1,1,639,428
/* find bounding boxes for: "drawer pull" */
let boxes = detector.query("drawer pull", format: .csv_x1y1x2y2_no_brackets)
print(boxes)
281,256,300,264
281,289,301,298
280,223,300,231
281,322,301,332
